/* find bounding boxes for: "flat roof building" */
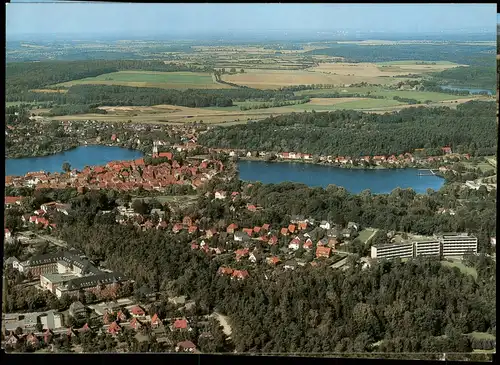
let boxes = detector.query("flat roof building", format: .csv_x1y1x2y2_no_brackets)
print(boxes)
414,239,441,257
441,233,478,258
371,241,414,260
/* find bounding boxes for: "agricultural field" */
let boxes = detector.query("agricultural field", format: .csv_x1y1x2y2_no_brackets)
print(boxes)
53,71,230,89
440,259,478,280
220,60,465,89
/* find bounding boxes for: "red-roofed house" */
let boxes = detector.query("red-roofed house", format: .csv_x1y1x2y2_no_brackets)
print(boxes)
4,196,22,207
281,227,289,236
316,246,331,259
269,236,278,245
158,152,173,160
205,228,217,238
298,222,307,231
149,313,162,329
129,317,143,330
176,340,197,353
130,306,145,317
303,238,313,250
173,318,189,331
261,223,270,231
243,228,253,236
266,256,281,265
173,223,183,233
218,267,234,276
247,204,257,212
182,216,193,226
288,224,296,233
232,270,249,280
227,223,238,233
108,321,121,335
188,225,198,234
235,248,249,261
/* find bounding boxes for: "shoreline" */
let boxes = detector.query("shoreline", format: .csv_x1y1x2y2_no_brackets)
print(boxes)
238,156,446,176
6,143,147,160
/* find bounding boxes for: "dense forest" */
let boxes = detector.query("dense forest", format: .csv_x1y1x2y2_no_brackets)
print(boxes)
198,101,497,156
430,64,496,91
305,44,495,66
5,60,212,96
4,186,494,354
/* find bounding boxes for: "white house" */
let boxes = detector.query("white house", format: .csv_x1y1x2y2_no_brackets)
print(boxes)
5,229,12,240
214,191,227,200
288,237,301,251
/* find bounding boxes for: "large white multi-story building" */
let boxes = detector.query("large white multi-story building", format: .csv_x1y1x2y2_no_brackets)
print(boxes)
414,240,441,257
371,233,477,260
440,233,478,258
370,242,414,260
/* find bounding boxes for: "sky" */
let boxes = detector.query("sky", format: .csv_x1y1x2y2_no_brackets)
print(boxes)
6,3,496,39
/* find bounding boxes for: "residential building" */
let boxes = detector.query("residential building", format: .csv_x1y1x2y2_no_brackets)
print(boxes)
371,242,414,260
414,240,441,257
316,246,331,259
440,233,478,258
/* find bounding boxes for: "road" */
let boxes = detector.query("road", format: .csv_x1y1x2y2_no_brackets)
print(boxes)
35,233,68,248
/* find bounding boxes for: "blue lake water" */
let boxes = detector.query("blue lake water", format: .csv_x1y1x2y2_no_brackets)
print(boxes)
238,160,445,194
440,85,494,95
5,145,144,176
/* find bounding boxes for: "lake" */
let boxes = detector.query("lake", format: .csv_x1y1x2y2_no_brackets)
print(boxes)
238,160,445,194
5,145,144,176
440,85,494,95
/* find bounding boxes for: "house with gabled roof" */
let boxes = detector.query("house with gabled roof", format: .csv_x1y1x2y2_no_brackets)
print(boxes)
261,223,270,231
235,248,249,261
172,318,190,332
232,270,249,280
280,228,289,236
108,321,121,335
266,256,281,265
150,313,162,328
288,237,301,251
176,340,197,352
227,223,238,233
316,246,331,259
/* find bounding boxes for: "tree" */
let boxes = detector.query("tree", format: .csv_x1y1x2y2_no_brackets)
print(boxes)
62,162,71,173
230,68,237,74
240,69,245,73
132,199,150,215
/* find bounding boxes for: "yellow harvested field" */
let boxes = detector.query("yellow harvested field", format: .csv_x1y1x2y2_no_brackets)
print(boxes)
30,89,68,93
308,97,369,105
221,64,407,88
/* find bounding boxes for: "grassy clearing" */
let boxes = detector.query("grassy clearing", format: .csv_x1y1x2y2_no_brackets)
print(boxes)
462,161,496,173
131,195,198,208
53,71,229,89
468,332,496,340
357,228,378,244
441,259,478,280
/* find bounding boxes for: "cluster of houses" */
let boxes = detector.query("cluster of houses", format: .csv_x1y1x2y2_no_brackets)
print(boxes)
3,301,199,353
208,145,471,169
5,157,224,192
